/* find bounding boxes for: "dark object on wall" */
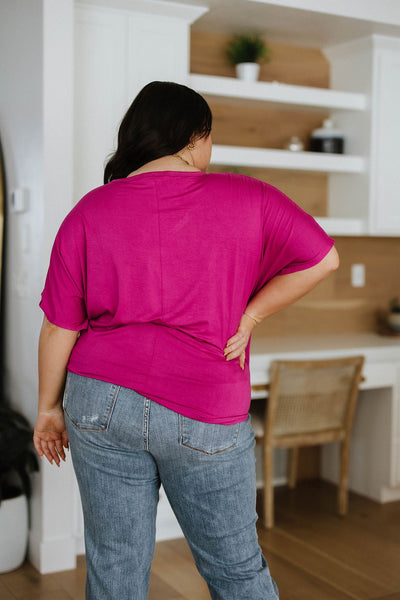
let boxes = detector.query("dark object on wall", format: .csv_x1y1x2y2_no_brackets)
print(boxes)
0,402,39,503
0,402,38,572
310,119,345,154
0,135,5,398
387,297,400,332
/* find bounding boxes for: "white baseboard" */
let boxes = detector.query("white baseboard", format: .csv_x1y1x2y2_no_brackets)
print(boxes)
380,484,400,503
156,516,183,541
29,532,76,574
156,489,183,541
75,534,85,556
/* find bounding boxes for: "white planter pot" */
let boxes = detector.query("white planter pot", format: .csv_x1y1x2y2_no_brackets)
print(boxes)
0,494,28,573
235,62,260,82
388,312,400,332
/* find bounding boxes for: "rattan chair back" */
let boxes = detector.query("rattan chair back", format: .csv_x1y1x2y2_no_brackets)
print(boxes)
251,354,365,528
268,356,364,443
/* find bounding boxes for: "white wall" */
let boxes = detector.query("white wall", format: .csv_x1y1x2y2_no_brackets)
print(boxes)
0,0,78,574
0,0,44,424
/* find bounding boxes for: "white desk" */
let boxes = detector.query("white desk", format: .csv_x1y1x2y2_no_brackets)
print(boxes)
250,333,400,503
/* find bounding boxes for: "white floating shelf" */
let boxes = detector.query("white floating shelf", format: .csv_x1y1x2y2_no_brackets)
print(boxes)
315,217,366,236
187,74,367,112
211,145,365,174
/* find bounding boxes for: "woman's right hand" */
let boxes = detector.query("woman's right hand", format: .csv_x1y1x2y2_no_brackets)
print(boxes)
33,406,69,467
223,313,257,370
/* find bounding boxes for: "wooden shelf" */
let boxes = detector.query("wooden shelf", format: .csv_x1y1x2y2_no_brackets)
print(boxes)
211,145,365,174
187,74,367,112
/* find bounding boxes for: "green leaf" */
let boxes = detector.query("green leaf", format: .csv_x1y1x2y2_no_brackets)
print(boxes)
226,34,271,66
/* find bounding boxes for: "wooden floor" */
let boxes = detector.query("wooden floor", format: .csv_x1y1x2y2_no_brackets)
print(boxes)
1,480,400,599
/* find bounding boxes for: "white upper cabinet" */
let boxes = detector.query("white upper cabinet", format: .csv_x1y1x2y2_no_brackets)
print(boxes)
371,45,400,234
74,1,206,200
327,35,400,236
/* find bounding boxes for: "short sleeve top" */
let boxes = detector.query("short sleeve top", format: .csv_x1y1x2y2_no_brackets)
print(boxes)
40,172,334,424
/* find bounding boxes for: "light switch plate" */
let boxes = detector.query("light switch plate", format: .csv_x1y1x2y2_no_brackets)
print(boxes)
9,188,29,213
351,263,365,287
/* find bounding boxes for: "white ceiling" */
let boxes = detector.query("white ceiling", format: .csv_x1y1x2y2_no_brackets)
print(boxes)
155,0,400,48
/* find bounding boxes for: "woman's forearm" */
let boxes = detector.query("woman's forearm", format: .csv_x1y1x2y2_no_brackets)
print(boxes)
38,317,79,413
224,246,339,365
245,246,339,326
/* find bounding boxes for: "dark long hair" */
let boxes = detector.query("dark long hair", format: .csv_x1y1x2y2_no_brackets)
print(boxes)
104,81,212,183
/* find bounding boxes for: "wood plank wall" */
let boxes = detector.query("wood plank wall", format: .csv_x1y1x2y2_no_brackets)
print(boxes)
191,31,400,338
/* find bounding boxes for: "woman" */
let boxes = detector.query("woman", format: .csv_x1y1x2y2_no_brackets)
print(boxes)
34,81,339,600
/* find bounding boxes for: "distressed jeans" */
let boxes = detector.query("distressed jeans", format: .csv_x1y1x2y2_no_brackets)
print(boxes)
64,372,279,600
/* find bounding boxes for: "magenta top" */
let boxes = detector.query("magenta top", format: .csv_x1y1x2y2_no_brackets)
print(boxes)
40,172,334,424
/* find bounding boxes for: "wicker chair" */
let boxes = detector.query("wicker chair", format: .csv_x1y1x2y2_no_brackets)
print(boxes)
250,355,365,529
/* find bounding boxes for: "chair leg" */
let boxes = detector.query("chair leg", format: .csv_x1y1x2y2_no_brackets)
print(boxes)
263,445,274,529
339,439,350,515
288,447,299,489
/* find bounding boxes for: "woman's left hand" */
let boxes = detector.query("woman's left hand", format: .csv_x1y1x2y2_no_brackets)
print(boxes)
33,405,69,467
224,313,256,370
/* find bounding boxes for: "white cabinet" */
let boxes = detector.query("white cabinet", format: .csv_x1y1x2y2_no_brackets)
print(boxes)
327,35,400,236
74,7,128,201
371,47,400,234
74,1,206,200
127,13,191,101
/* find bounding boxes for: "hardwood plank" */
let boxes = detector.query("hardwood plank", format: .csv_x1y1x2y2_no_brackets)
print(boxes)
151,539,210,600
54,554,184,600
280,479,400,543
345,499,400,545
149,570,185,600
52,556,86,600
28,592,73,600
265,552,354,600
272,483,400,592
0,579,16,600
258,525,390,599
0,562,61,599
158,538,195,562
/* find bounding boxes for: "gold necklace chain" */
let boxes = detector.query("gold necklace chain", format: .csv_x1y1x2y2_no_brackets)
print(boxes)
173,154,191,166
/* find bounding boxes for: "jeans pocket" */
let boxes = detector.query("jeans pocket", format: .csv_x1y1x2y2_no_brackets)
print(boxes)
179,415,240,455
63,372,120,431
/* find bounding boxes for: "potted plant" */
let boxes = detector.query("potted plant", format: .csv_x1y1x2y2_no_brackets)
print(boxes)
226,34,271,82
0,402,39,572
388,297,400,332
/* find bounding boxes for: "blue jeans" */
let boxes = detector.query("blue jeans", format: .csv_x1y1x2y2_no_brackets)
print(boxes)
64,372,279,600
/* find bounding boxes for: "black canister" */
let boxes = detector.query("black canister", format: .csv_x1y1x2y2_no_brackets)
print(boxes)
310,119,344,154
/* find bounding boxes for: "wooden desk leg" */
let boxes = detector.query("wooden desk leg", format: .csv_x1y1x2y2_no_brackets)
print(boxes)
288,447,299,489
263,445,274,529
339,439,349,515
